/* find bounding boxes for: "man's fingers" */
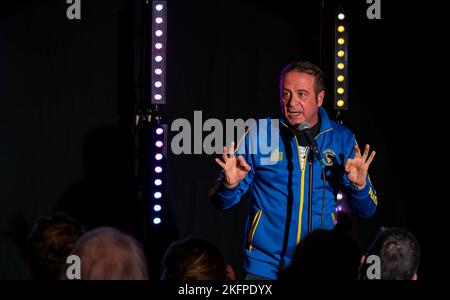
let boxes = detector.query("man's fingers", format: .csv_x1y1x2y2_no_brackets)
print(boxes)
366,150,376,167
362,144,370,161
228,141,235,155
354,144,361,158
215,158,226,169
237,156,251,172
222,146,228,162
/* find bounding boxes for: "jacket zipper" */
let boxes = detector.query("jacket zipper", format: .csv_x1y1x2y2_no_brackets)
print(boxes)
281,123,307,245
281,122,333,244
248,209,263,252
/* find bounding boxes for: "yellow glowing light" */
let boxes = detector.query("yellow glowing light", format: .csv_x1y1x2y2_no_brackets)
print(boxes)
337,75,345,82
338,50,345,57
337,63,345,70
337,100,345,107
338,38,345,45
338,26,345,33
337,87,345,94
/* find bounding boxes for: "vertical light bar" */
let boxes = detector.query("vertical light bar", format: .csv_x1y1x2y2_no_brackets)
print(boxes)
334,11,349,110
151,1,167,104
151,123,167,225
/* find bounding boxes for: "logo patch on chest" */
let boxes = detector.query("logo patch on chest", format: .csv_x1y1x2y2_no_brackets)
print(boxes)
322,149,336,166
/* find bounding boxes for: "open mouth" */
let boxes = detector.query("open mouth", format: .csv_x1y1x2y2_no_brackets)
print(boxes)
287,111,302,116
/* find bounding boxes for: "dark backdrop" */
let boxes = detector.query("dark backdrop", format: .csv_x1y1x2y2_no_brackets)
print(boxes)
0,0,445,280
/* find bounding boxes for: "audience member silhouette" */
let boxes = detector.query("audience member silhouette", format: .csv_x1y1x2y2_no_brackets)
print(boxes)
27,212,85,280
360,227,420,280
278,229,362,280
67,226,148,280
161,237,235,280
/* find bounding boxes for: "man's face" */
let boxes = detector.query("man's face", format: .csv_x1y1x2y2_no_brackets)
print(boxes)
281,71,324,127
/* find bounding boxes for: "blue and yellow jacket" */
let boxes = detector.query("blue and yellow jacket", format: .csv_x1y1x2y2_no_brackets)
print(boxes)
211,108,377,279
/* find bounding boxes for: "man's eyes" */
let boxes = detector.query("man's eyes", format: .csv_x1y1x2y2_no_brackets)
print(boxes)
282,91,290,98
282,90,308,99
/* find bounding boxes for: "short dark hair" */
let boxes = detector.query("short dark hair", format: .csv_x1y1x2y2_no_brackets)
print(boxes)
161,237,228,280
27,212,85,279
278,229,362,280
280,61,325,96
366,227,420,280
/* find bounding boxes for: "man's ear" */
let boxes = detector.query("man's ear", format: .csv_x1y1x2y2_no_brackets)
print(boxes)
412,273,418,280
317,90,325,107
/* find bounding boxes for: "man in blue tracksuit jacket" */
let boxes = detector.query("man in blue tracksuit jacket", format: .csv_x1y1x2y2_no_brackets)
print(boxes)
211,61,378,280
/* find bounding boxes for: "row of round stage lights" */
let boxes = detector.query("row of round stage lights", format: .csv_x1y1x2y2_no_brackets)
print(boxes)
336,12,347,109
153,126,164,225
153,3,165,104
152,2,166,225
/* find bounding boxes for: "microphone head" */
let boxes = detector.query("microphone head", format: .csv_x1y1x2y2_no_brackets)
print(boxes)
298,121,311,132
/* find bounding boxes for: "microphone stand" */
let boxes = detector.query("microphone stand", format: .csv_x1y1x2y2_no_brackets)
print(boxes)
307,143,326,234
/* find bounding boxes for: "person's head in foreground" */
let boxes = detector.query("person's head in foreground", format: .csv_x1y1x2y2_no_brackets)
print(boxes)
161,237,235,280
27,211,85,280
278,229,362,280
361,227,420,280
68,226,148,280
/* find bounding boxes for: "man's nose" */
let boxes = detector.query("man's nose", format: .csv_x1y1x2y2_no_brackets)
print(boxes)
287,95,299,106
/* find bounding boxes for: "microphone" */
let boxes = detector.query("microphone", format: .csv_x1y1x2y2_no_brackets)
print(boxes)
297,121,321,162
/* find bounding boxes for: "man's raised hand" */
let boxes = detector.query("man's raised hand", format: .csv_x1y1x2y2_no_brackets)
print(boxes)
215,141,251,189
344,144,376,189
